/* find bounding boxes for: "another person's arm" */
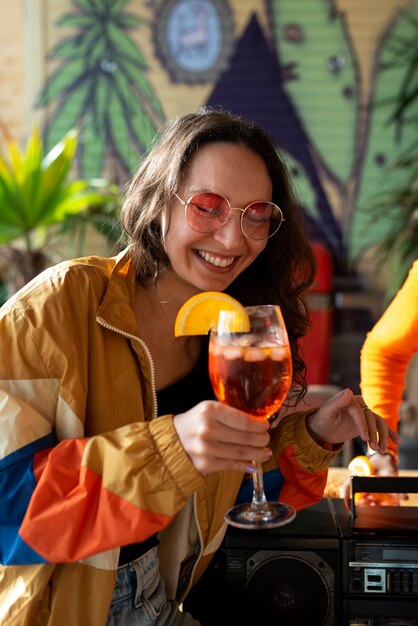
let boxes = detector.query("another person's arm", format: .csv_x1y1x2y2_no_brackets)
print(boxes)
339,261,418,505
360,260,418,473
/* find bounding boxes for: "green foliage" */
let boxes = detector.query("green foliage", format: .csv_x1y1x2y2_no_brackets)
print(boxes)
0,122,119,248
351,4,418,265
354,5,418,300
365,143,418,303
380,6,418,126
37,0,165,178
0,122,121,295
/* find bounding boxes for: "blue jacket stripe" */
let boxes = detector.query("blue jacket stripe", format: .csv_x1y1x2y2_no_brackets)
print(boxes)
235,468,284,504
0,433,55,564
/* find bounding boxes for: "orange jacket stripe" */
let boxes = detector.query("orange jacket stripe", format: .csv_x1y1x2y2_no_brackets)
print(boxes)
20,438,172,562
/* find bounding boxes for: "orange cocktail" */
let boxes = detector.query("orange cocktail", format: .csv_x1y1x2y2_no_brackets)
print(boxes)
209,342,292,421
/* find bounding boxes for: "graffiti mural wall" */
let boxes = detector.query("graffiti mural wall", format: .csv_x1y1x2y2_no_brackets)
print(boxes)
0,0,416,278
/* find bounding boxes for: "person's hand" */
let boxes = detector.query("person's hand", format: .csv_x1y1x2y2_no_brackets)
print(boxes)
368,451,398,475
340,452,408,508
305,388,400,451
173,400,272,476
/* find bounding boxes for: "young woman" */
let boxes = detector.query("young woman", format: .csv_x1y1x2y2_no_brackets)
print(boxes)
0,108,395,625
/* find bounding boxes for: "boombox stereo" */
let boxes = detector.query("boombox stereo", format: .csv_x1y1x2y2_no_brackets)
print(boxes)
339,476,418,625
184,499,341,626
184,478,418,626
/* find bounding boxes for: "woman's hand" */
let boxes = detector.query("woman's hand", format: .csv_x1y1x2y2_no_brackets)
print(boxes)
173,400,272,476
305,388,400,451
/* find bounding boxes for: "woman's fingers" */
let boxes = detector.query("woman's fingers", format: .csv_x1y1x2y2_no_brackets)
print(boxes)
363,410,386,452
355,400,400,454
353,397,400,456
306,392,399,455
173,400,272,475
388,427,401,446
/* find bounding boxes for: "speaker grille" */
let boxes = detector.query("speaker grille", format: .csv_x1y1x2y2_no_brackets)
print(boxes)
244,551,335,626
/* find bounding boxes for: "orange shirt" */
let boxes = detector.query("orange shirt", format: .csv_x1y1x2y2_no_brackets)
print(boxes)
360,260,418,454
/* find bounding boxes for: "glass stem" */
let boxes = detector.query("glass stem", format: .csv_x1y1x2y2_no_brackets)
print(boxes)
251,462,268,509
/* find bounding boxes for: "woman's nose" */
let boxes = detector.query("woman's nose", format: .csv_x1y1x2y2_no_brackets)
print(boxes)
212,209,245,248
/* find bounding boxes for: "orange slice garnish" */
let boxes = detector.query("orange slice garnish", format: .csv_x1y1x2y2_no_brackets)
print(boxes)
348,455,374,476
174,291,250,337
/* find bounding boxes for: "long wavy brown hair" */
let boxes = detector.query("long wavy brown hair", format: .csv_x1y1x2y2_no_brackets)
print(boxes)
120,107,316,401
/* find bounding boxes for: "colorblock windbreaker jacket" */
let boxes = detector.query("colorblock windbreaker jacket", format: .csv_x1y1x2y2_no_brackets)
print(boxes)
0,248,340,626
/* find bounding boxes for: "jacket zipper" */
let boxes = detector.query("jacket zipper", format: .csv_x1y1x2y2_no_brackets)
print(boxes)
98,316,203,599
96,317,158,419
181,492,204,601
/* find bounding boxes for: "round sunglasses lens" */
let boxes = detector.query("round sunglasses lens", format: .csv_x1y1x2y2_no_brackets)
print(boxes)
242,202,281,240
186,193,229,232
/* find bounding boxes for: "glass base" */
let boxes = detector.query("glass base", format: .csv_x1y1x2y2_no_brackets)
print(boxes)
224,501,296,530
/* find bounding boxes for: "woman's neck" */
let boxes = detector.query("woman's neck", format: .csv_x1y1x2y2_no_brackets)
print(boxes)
134,276,202,390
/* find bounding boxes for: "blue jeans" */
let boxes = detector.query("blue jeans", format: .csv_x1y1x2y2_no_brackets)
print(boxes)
106,546,201,626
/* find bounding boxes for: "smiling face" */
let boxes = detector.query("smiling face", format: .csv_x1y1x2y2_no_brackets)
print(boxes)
161,141,272,300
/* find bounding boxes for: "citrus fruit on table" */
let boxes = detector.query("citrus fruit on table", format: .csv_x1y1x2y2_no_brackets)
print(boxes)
348,455,374,476
348,455,376,505
348,455,399,506
174,291,250,336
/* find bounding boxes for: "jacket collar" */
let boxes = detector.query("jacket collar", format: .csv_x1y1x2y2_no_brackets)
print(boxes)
96,248,139,338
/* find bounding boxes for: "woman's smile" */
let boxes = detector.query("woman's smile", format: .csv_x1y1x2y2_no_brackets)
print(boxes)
195,249,236,269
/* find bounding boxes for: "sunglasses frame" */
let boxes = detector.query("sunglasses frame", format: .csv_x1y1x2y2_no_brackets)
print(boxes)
174,192,285,241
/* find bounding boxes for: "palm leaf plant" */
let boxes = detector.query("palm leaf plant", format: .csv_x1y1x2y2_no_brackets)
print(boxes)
37,0,165,179
366,145,418,302
366,6,418,302
382,5,418,126
0,122,120,300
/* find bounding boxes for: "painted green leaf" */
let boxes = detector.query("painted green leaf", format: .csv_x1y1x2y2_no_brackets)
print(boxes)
79,114,106,178
74,74,113,179
37,0,164,180
107,87,139,174
129,104,160,155
111,69,158,151
107,24,147,67
283,150,341,251
116,14,144,28
57,13,96,29
270,0,357,182
44,81,90,151
282,151,318,219
50,28,102,59
120,60,165,118
37,58,89,107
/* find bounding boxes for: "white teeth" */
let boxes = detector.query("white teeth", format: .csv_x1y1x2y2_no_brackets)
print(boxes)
197,250,235,267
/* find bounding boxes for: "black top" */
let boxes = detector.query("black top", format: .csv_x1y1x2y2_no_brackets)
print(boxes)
118,339,215,566
156,337,215,416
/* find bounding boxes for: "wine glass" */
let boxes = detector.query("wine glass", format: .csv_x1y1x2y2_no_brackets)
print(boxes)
208,305,296,529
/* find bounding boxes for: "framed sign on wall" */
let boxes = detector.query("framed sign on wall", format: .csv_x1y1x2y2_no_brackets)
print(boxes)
153,0,235,83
